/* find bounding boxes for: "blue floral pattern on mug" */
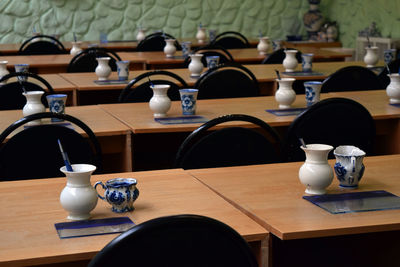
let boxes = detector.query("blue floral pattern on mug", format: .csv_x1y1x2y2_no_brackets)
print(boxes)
305,87,315,103
334,162,347,182
50,99,65,113
181,94,195,113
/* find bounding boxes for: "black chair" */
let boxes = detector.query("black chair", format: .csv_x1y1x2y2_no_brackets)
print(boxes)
67,47,121,72
211,31,250,49
118,70,188,103
175,114,283,170
194,62,259,99
88,214,258,267
0,112,102,181
377,59,400,87
19,34,67,55
261,48,302,64
284,98,376,162
0,72,55,110
183,45,234,67
321,66,383,93
136,32,181,51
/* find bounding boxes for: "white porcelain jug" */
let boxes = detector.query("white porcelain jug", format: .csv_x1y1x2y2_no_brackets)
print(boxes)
22,91,45,125
163,39,177,58
70,41,82,56
299,144,334,195
188,53,204,77
0,60,9,84
136,29,146,42
149,84,171,118
386,73,400,104
196,27,207,44
95,57,112,80
60,164,98,220
283,50,298,72
257,37,270,55
275,78,296,109
364,46,379,68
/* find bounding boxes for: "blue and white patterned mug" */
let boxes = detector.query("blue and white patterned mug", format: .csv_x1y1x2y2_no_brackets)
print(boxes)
334,146,366,188
384,49,396,65
95,178,139,213
304,81,322,107
116,60,130,81
301,53,314,72
181,41,192,58
206,56,219,69
179,89,199,115
14,63,29,82
46,94,67,122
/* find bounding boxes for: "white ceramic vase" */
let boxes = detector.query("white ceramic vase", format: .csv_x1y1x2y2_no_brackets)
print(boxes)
0,60,9,84
163,39,177,58
299,144,334,195
257,37,270,55
95,57,112,81
364,46,379,68
70,41,82,56
60,164,98,221
283,50,298,72
149,84,171,118
23,91,45,125
136,29,146,42
275,78,296,109
386,73,400,104
196,27,207,44
188,53,204,78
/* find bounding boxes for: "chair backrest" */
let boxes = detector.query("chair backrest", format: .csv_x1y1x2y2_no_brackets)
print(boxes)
321,66,383,93
261,48,302,64
377,59,400,87
175,114,283,169
67,47,121,72
0,72,55,110
284,98,376,162
211,31,250,49
194,62,259,99
0,112,102,181
118,70,188,103
19,35,67,55
183,45,234,67
136,32,181,51
88,214,258,267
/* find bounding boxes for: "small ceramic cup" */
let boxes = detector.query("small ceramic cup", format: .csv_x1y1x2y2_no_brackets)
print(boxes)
116,60,130,81
384,49,397,65
181,41,192,58
301,53,314,72
206,55,219,69
333,145,366,189
99,32,108,43
14,63,29,82
209,29,217,42
272,39,282,51
46,94,67,122
95,178,140,213
304,81,322,107
179,89,199,115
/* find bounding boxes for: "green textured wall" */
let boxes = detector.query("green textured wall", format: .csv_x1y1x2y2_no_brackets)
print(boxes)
1,0,400,48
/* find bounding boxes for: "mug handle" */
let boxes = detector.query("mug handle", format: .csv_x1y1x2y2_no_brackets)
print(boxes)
351,156,356,173
94,181,106,200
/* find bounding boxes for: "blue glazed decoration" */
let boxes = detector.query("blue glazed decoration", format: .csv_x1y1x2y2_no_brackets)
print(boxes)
179,89,198,115
46,94,67,122
305,87,315,103
334,162,347,182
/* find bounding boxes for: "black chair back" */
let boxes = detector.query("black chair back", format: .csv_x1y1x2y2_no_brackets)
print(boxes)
118,70,188,103
19,35,67,55
321,66,383,93
0,72,55,110
88,214,258,267
67,47,121,72
136,32,181,51
0,112,103,181
194,62,259,99
211,31,250,49
175,114,283,169
183,45,234,67
377,59,400,87
284,98,376,162
261,48,302,64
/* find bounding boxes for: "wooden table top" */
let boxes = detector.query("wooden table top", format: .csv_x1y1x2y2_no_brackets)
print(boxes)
0,169,267,266
99,90,397,134
187,154,400,240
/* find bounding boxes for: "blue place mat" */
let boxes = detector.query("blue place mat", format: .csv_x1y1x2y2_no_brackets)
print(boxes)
94,80,129,85
303,190,400,214
266,108,306,116
24,122,74,130
389,103,400,108
155,115,208,124
282,71,324,76
55,217,135,239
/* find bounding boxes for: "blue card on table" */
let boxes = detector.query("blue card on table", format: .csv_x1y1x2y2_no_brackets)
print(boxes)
282,71,324,76
155,115,208,124
94,80,129,85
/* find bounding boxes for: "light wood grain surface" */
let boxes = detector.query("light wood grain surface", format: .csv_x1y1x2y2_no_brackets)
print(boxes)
0,169,267,266
187,154,400,240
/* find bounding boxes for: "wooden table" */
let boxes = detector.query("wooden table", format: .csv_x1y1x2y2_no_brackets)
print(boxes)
187,154,400,266
99,90,400,170
0,169,267,266
0,106,132,173
59,61,369,105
